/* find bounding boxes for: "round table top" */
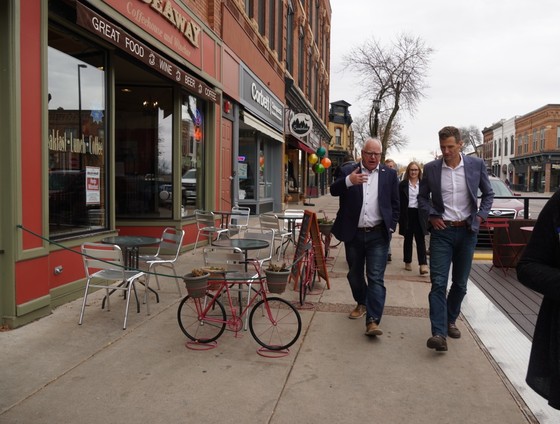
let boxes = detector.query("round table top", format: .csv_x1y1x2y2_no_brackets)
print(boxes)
102,235,161,247
276,212,304,218
212,238,269,250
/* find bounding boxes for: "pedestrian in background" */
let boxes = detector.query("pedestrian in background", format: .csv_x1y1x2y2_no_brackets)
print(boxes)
384,158,397,262
330,138,399,336
418,126,494,352
399,161,429,275
516,188,560,410
333,153,356,181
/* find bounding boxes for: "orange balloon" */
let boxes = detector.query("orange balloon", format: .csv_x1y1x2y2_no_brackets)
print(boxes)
321,157,332,169
308,153,319,165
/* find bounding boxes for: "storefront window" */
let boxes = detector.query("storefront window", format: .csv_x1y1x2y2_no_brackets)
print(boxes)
259,141,272,198
48,27,107,238
181,94,205,217
115,84,173,219
238,136,274,201
239,137,257,200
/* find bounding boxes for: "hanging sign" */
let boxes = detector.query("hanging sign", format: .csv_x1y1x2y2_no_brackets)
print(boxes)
289,113,313,137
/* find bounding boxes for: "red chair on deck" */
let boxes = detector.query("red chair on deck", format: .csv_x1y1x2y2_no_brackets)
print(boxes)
481,218,526,276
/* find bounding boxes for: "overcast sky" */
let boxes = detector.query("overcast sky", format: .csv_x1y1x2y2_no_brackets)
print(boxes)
329,0,560,166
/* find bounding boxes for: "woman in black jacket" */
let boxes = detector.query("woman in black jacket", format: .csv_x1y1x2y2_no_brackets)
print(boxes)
398,161,428,275
517,189,560,410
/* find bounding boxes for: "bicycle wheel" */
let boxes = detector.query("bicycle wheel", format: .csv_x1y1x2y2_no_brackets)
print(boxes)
249,297,302,351
177,294,226,343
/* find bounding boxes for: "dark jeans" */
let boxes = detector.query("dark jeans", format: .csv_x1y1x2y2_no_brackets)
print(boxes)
428,226,477,337
403,208,427,265
344,230,389,324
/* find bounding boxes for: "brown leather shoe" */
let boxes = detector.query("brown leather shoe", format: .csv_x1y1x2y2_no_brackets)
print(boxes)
365,321,383,336
419,264,429,275
427,335,448,351
348,304,366,319
404,263,412,271
448,323,461,339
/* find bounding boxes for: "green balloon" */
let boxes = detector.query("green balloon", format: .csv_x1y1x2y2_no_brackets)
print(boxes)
316,146,327,158
315,163,325,174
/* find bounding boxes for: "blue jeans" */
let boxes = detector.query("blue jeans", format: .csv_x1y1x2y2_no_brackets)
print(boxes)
428,226,477,337
344,230,389,323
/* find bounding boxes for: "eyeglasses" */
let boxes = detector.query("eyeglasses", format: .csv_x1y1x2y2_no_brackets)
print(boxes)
362,151,382,158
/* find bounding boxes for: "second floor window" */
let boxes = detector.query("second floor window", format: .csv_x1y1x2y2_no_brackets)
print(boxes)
268,0,275,50
511,135,514,155
335,128,341,145
258,0,265,36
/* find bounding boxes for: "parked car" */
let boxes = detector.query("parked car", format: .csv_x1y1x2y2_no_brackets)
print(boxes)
477,176,527,248
182,169,197,204
485,176,526,219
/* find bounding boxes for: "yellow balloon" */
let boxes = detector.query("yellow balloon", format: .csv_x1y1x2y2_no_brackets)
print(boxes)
308,153,319,165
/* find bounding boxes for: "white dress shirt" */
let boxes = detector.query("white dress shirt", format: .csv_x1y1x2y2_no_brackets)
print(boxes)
441,155,471,221
345,165,381,227
408,181,419,208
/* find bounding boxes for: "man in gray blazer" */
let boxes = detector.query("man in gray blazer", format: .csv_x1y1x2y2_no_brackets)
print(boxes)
330,138,399,337
418,126,494,352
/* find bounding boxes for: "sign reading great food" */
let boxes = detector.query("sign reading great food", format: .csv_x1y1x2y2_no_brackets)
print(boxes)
77,3,218,103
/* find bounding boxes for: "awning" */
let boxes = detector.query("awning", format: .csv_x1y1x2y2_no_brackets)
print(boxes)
294,140,314,154
243,112,284,143
287,136,314,154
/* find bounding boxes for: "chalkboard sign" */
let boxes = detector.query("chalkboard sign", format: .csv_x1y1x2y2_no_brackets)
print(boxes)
289,210,330,290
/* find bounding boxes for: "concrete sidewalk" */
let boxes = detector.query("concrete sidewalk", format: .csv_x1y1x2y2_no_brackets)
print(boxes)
0,195,539,423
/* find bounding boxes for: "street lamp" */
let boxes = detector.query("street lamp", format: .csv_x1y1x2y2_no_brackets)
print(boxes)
369,98,381,137
77,64,87,141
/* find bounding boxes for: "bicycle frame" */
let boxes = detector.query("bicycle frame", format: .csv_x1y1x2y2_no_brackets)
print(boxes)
194,276,269,335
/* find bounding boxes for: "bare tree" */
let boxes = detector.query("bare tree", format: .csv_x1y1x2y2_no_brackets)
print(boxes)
459,125,482,156
352,112,408,154
344,34,433,161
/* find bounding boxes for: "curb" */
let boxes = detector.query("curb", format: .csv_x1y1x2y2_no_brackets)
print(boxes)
473,252,493,260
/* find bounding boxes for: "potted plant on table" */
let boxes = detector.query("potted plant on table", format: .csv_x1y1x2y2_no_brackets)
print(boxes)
264,262,291,294
182,268,210,298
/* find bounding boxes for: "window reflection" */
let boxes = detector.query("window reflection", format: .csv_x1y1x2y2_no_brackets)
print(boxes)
48,28,107,238
181,94,205,217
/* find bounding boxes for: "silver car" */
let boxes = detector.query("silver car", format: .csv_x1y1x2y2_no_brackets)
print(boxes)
486,176,526,219
182,169,197,204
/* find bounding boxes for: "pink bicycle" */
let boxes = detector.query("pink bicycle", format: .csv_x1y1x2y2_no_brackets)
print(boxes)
177,273,302,351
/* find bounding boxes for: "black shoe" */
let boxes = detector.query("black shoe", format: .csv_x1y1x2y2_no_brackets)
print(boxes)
448,323,461,339
387,254,392,262
427,335,448,351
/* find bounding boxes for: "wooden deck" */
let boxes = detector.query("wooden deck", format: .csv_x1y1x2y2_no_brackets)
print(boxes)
469,263,542,340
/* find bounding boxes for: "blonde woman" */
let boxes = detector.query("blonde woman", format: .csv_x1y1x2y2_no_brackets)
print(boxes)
398,162,429,275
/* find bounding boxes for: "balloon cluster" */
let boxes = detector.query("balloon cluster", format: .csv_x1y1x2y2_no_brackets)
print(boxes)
308,146,331,174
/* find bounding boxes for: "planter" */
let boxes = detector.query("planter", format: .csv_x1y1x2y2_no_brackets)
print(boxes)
318,223,333,237
182,273,210,298
264,270,290,294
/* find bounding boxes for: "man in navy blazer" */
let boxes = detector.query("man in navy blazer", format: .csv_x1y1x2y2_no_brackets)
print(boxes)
330,138,399,337
418,126,494,352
